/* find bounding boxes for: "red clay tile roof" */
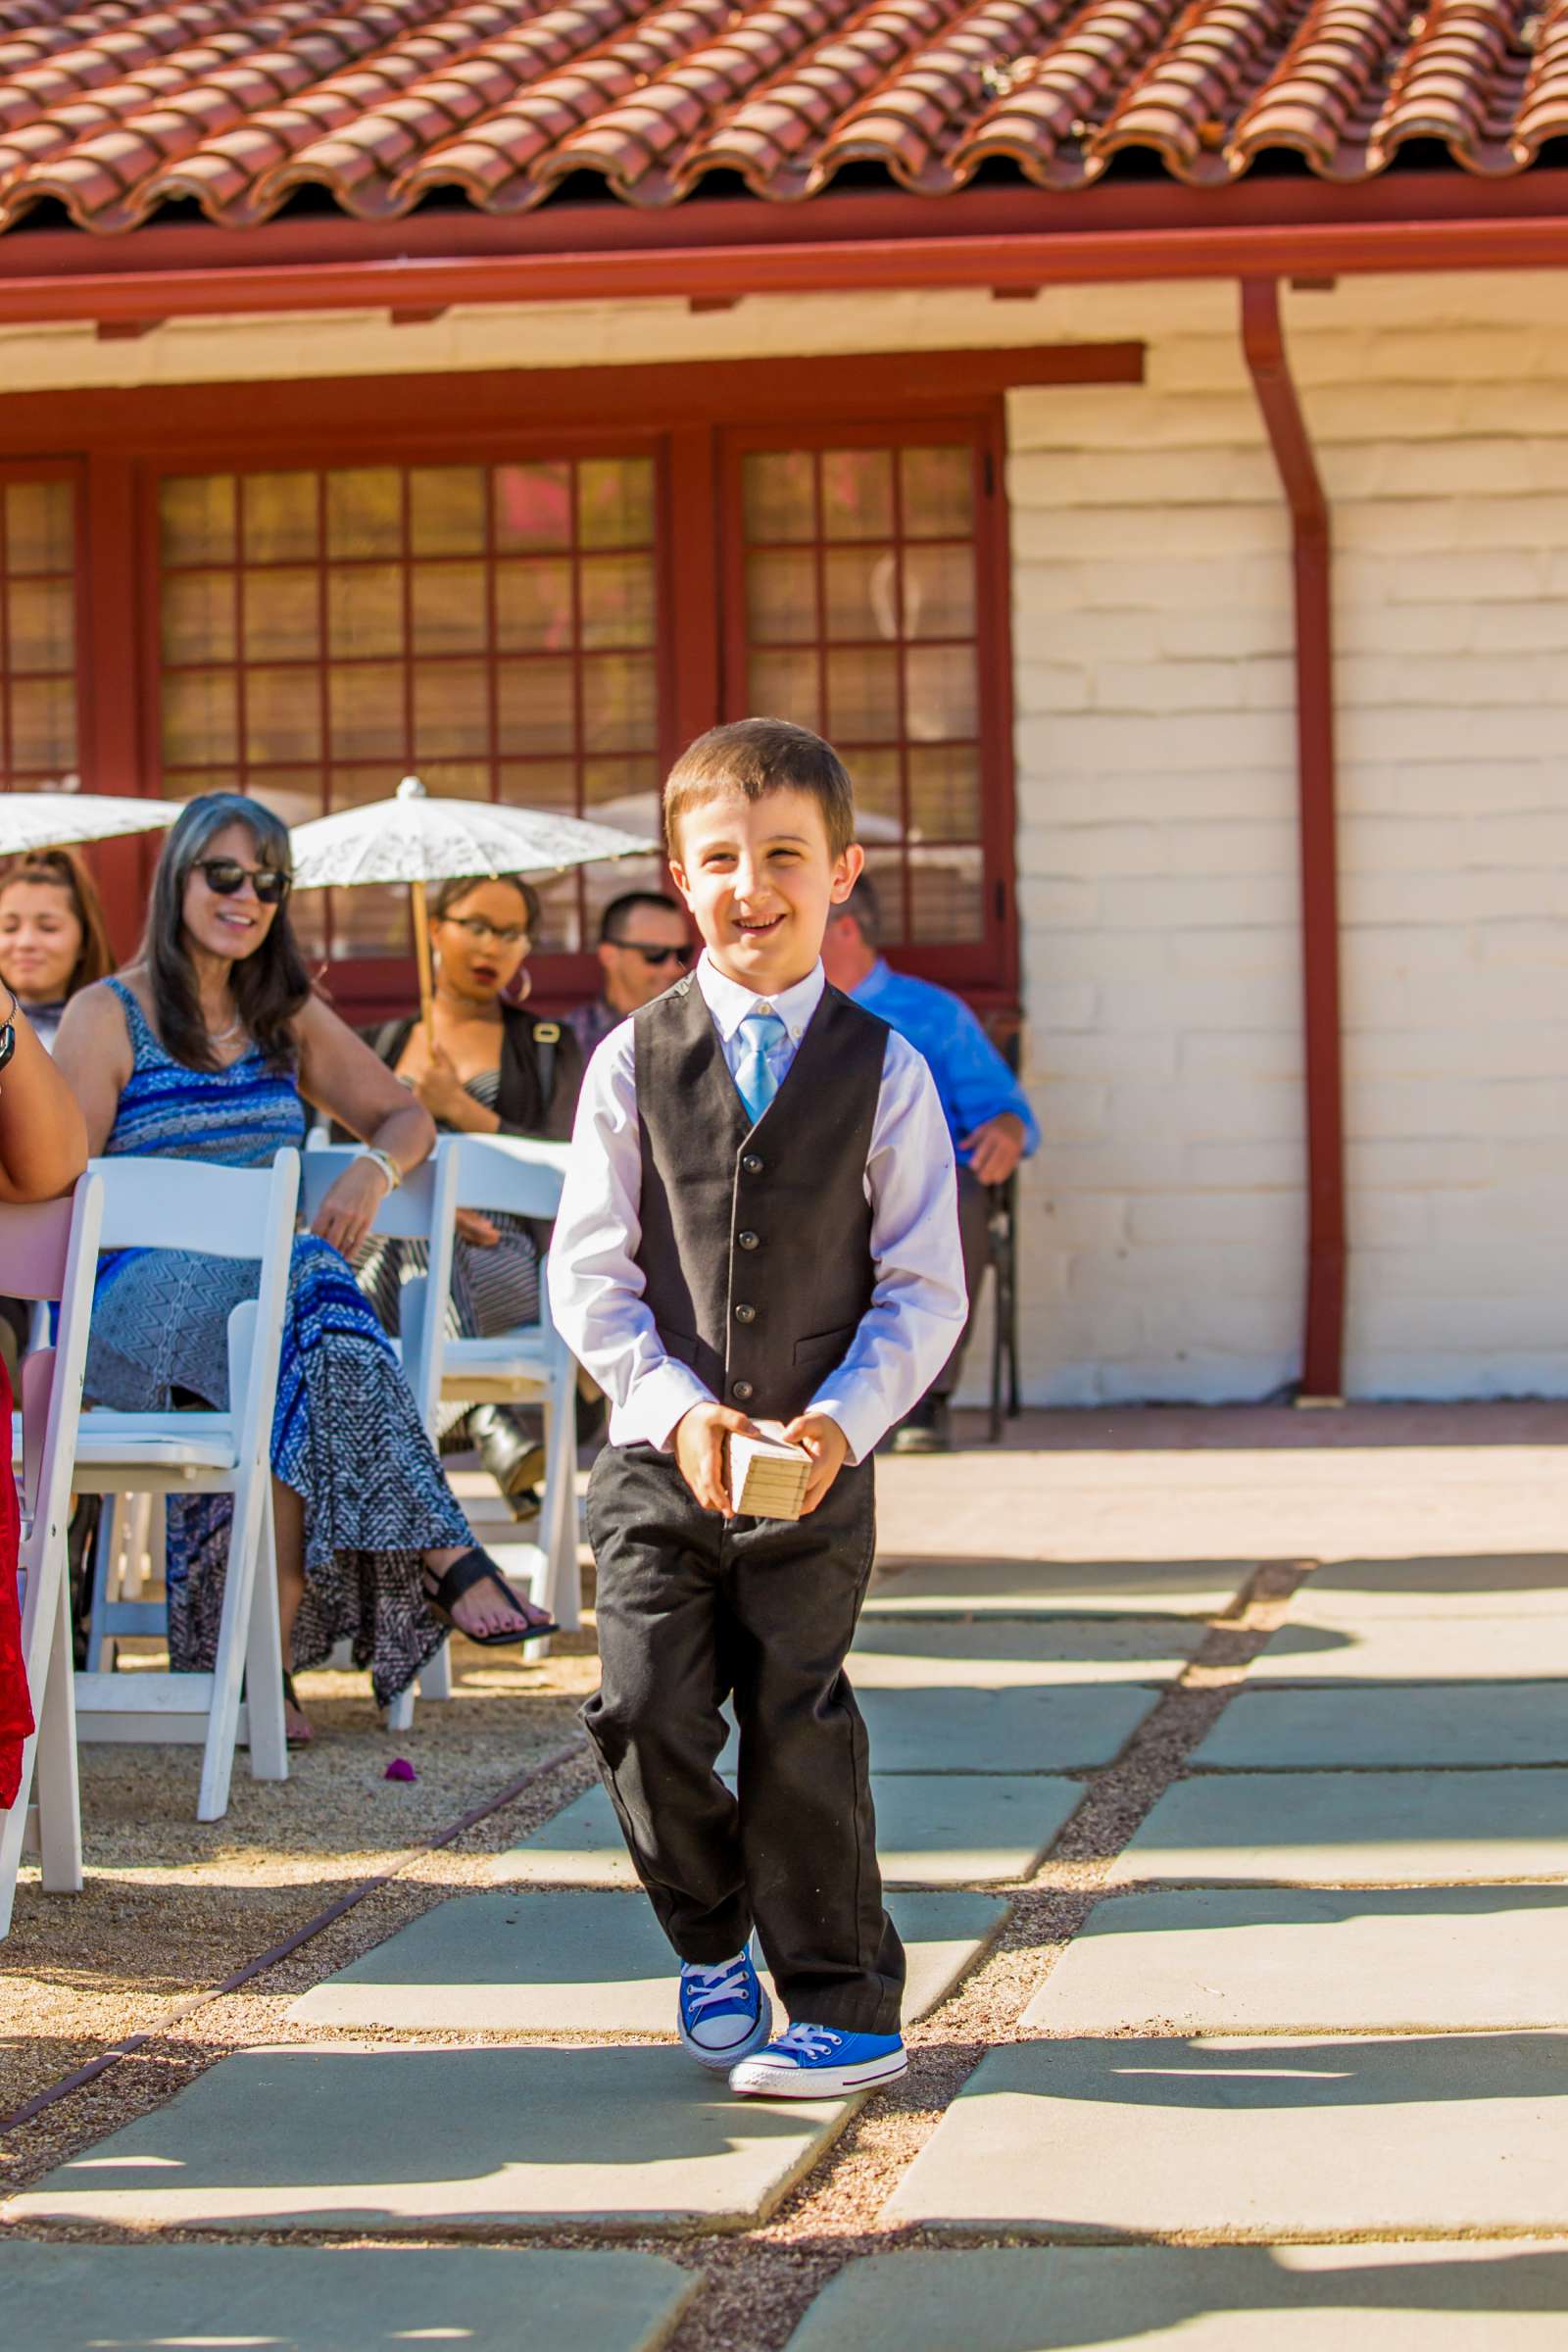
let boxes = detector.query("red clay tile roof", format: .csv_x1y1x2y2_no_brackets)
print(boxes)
0,0,1561,232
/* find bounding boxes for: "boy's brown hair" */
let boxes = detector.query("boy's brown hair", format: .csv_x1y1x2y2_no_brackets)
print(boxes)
663,717,856,860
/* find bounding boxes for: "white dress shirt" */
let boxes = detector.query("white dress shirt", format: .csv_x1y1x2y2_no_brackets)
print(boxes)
548,951,967,1464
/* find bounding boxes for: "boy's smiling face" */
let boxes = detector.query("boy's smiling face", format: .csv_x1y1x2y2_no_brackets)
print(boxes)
669,785,863,997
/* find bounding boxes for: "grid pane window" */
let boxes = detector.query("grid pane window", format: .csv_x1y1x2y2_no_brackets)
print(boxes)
0,478,78,788
158,456,661,958
739,442,985,945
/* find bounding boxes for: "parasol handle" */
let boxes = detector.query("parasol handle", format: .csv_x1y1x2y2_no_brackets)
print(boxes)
411,877,436,1050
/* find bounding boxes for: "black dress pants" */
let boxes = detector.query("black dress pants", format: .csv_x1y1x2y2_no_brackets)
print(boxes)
582,1441,905,2035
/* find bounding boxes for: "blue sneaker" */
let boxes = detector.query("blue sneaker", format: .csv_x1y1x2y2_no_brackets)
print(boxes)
728,2021,906,2098
677,1947,772,2071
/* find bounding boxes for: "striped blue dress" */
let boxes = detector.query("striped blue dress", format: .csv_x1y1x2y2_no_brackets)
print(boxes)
86,978,471,1707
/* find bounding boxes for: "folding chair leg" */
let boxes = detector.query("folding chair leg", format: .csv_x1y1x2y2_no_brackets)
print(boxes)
0,1750,30,1937
198,1467,275,1822
243,1481,288,1787
0,1571,82,1936
419,1641,453,1701
539,1373,581,1634
84,1493,120,1673
1004,1240,1021,1419
36,1571,82,1894
121,1491,155,1601
386,1684,416,1734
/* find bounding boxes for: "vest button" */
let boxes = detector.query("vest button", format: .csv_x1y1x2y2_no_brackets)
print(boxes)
734,1303,757,1325
737,1230,760,1250
733,1379,755,1401
742,1154,763,1176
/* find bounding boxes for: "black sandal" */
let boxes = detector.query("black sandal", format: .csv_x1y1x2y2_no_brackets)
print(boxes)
423,1545,559,1646
281,1671,313,1747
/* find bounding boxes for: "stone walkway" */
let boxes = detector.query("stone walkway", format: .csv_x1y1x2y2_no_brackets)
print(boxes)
5,1405,1568,2346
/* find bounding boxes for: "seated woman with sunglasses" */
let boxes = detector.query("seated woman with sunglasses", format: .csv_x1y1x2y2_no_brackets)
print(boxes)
55,795,552,1747
355,872,582,1518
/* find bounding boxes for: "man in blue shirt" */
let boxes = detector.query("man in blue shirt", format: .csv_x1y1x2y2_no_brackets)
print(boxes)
821,876,1038,1451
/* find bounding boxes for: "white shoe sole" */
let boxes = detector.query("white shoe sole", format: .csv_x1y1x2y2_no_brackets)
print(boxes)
679,1985,773,2073
729,2047,907,2098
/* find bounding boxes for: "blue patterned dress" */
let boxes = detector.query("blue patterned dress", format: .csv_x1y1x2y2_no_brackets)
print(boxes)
85,978,471,1706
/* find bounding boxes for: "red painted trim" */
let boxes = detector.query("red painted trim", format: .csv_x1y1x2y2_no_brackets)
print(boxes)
1241,278,1346,1402
0,344,1143,454
0,174,1566,320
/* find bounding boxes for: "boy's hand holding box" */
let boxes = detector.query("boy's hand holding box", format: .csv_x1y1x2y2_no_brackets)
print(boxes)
728,1422,812,1520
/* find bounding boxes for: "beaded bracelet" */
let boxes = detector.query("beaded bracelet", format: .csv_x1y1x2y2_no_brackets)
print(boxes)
358,1145,401,1193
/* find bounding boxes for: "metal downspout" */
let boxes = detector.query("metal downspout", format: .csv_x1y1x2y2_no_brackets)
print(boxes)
1241,277,1347,1399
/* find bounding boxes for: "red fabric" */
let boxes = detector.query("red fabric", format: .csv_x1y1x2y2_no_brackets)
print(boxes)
0,1356,29,1809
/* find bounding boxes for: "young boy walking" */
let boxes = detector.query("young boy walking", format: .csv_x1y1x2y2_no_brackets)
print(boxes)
548,718,965,2098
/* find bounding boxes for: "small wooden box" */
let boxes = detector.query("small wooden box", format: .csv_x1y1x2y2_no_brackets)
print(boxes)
729,1424,811,1521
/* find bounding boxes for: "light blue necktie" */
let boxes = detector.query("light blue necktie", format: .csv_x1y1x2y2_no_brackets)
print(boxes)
734,1008,787,1127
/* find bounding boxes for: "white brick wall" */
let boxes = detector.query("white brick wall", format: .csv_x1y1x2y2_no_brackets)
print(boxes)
1006,338,1304,1405
1294,284,1568,1400
1006,272,1568,1403
6,269,1565,1401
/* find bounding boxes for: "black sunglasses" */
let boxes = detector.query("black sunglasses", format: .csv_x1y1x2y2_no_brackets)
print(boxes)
614,941,691,968
196,856,291,905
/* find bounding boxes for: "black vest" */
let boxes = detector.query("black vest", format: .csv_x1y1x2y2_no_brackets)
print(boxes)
633,974,889,1423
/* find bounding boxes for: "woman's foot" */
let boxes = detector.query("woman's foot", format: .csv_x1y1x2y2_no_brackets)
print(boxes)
422,1545,556,1642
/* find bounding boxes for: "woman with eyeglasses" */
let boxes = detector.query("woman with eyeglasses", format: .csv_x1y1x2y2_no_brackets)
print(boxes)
356,871,583,1518
54,795,553,1747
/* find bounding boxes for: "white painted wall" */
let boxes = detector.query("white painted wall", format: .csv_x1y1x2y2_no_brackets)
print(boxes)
4,270,1565,1402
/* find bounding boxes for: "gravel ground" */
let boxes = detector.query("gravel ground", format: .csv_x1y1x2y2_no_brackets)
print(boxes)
0,1446,1325,2351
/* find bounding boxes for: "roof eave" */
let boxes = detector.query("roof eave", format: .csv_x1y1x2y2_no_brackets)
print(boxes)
0,173,1566,324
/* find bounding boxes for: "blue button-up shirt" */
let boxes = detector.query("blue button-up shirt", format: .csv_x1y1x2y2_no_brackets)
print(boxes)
851,958,1039,1165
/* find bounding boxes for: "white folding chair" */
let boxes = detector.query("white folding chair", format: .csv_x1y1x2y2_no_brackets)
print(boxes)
296,1145,457,1732
71,1152,299,1823
408,1135,579,1636
0,1171,104,1940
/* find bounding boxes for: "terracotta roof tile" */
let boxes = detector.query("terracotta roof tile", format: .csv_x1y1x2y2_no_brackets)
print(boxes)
0,0,1562,232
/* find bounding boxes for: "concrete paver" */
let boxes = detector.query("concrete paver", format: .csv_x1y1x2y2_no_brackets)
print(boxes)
5,2043,853,2233
289,1889,1007,2034
0,2243,696,2352
1025,1886,1568,2035
1301,1556,1568,1617
785,2244,1568,2349
494,1775,1082,1888
1194,1684,1568,1769
849,1615,1203,1686
862,1557,1251,1620
1109,1769,1568,1886
717,1684,1154,1774
885,2033,1568,2238
1250,1612,1568,1684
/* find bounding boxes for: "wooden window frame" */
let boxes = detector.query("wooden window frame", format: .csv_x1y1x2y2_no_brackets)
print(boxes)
0,458,89,790
136,429,675,1010
0,343,1142,1014
721,413,1012,1001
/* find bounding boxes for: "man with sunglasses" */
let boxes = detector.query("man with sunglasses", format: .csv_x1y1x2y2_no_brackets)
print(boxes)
566,889,694,1059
